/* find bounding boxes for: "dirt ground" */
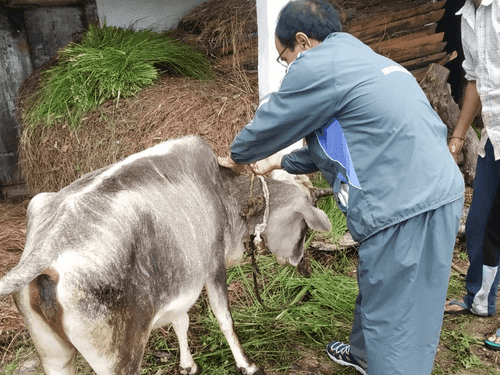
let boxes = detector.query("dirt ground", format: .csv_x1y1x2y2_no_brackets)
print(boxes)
2,197,500,374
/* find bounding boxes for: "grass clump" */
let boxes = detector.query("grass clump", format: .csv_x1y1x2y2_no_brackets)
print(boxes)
438,322,484,374
446,272,466,300
309,172,348,243
27,23,214,129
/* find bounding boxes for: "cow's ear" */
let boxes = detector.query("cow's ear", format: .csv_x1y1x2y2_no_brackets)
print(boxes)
301,205,332,232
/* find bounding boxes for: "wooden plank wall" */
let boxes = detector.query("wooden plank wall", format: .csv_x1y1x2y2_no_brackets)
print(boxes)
0,1,95,195
0,7,32,188
344,0,451,81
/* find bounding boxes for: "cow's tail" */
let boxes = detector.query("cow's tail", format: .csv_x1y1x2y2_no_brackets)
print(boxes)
0,254,53,298
0,192,59,298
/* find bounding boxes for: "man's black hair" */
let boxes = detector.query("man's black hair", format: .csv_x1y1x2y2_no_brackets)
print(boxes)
276,0,342,51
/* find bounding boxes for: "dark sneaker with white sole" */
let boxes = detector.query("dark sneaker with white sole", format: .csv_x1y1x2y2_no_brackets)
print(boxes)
326,341,367,375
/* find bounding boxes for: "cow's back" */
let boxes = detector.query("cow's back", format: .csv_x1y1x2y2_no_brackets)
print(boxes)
32,136,229,319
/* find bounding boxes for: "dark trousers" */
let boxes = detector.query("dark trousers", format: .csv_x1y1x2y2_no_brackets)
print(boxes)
464,139,500,316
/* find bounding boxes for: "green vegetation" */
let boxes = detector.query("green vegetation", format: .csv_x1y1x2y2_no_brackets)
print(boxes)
26,24,213,129
4,255,499,374
145,255,359,374
441,325,482,370
446,272,466,300
309,173,348,244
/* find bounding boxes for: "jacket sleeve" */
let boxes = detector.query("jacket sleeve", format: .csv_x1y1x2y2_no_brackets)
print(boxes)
281,146,319,174
230,52,336,164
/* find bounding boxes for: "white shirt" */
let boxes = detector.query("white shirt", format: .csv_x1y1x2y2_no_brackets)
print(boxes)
457,0,500,159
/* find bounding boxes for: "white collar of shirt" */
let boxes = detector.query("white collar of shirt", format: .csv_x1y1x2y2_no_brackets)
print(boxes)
457,0,494,15
456,2,475,30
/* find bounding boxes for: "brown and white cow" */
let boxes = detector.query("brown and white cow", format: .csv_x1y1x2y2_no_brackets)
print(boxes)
0,135,332,375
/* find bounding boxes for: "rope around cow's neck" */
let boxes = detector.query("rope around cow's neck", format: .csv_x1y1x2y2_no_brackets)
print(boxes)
241,173,271,310
253,175,269,248
241,174,309,312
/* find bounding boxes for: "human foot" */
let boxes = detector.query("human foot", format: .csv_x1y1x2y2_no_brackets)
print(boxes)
444,298,470,315
485,329,500,350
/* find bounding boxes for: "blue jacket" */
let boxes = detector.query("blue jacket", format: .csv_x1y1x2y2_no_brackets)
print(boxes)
231,32,464,242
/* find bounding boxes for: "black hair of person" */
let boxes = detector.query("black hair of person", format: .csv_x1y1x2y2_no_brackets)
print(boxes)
276,0,342,51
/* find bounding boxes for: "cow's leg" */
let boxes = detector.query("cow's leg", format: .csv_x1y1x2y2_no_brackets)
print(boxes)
14,289,77,375
68,321,147,375
171,311,199,375
205,267,265,375
67,313,148,375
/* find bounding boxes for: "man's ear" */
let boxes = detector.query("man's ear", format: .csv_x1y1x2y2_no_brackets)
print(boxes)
295,32,311,50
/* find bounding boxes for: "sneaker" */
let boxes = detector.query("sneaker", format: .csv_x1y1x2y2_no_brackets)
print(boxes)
326,341,367,375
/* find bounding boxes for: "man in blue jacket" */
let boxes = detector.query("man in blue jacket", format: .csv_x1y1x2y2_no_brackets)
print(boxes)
219,1,464,374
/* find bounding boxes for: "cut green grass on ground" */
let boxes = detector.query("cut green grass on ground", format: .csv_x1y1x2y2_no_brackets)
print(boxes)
141,254,359,374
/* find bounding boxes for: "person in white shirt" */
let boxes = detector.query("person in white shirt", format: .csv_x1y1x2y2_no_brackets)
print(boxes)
444,0,500,351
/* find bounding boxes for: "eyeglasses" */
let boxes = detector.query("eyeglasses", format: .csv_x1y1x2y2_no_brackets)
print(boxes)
276,45,289,68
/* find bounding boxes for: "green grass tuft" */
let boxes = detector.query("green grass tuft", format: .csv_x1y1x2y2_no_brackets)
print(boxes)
26,23,214,129
309,173,348,243
439,323,483,372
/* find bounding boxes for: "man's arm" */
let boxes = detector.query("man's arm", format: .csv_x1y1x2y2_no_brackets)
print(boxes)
230,54,335,165
449,80,482,161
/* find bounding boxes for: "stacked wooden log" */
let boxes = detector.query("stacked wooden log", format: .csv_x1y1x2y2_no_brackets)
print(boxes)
176,0,452,83
344,0,451,81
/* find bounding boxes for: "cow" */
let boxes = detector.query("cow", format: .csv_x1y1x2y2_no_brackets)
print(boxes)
0,135,332,375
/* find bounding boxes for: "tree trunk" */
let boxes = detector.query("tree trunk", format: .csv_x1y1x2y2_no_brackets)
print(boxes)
419,63,479,186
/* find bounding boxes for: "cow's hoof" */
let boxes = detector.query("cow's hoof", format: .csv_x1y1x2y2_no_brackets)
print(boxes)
179,364,200,375
238,366,265,375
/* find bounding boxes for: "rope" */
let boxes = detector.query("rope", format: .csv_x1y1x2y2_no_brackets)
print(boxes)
240,174,271,310
240,174,308,311
253,175,269,251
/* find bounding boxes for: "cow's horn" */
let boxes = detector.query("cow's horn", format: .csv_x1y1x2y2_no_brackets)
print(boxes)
311,187,334,202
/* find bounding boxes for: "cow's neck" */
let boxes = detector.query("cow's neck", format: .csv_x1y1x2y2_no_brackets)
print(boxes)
219,166,271,266
218,167,267,230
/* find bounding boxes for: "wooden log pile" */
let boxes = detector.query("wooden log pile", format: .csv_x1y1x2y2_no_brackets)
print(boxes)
176,0,453,83
343,0,452,82
420,63,479,185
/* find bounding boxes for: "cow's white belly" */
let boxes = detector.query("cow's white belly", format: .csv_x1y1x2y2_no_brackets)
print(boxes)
151,287,202,329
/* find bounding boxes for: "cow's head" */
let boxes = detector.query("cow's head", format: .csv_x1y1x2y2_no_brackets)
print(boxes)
264,180,332,267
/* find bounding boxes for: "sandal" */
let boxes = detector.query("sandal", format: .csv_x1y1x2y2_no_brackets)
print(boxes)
485,329,500,351
444,298,471,315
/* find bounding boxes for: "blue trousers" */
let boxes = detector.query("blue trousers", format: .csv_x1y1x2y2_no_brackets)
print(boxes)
350,198,463,375
463,139,500,316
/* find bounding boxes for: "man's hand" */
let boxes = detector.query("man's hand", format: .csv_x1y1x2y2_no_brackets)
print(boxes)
448,137,465,162
217,156,246,173
250,153,283,175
